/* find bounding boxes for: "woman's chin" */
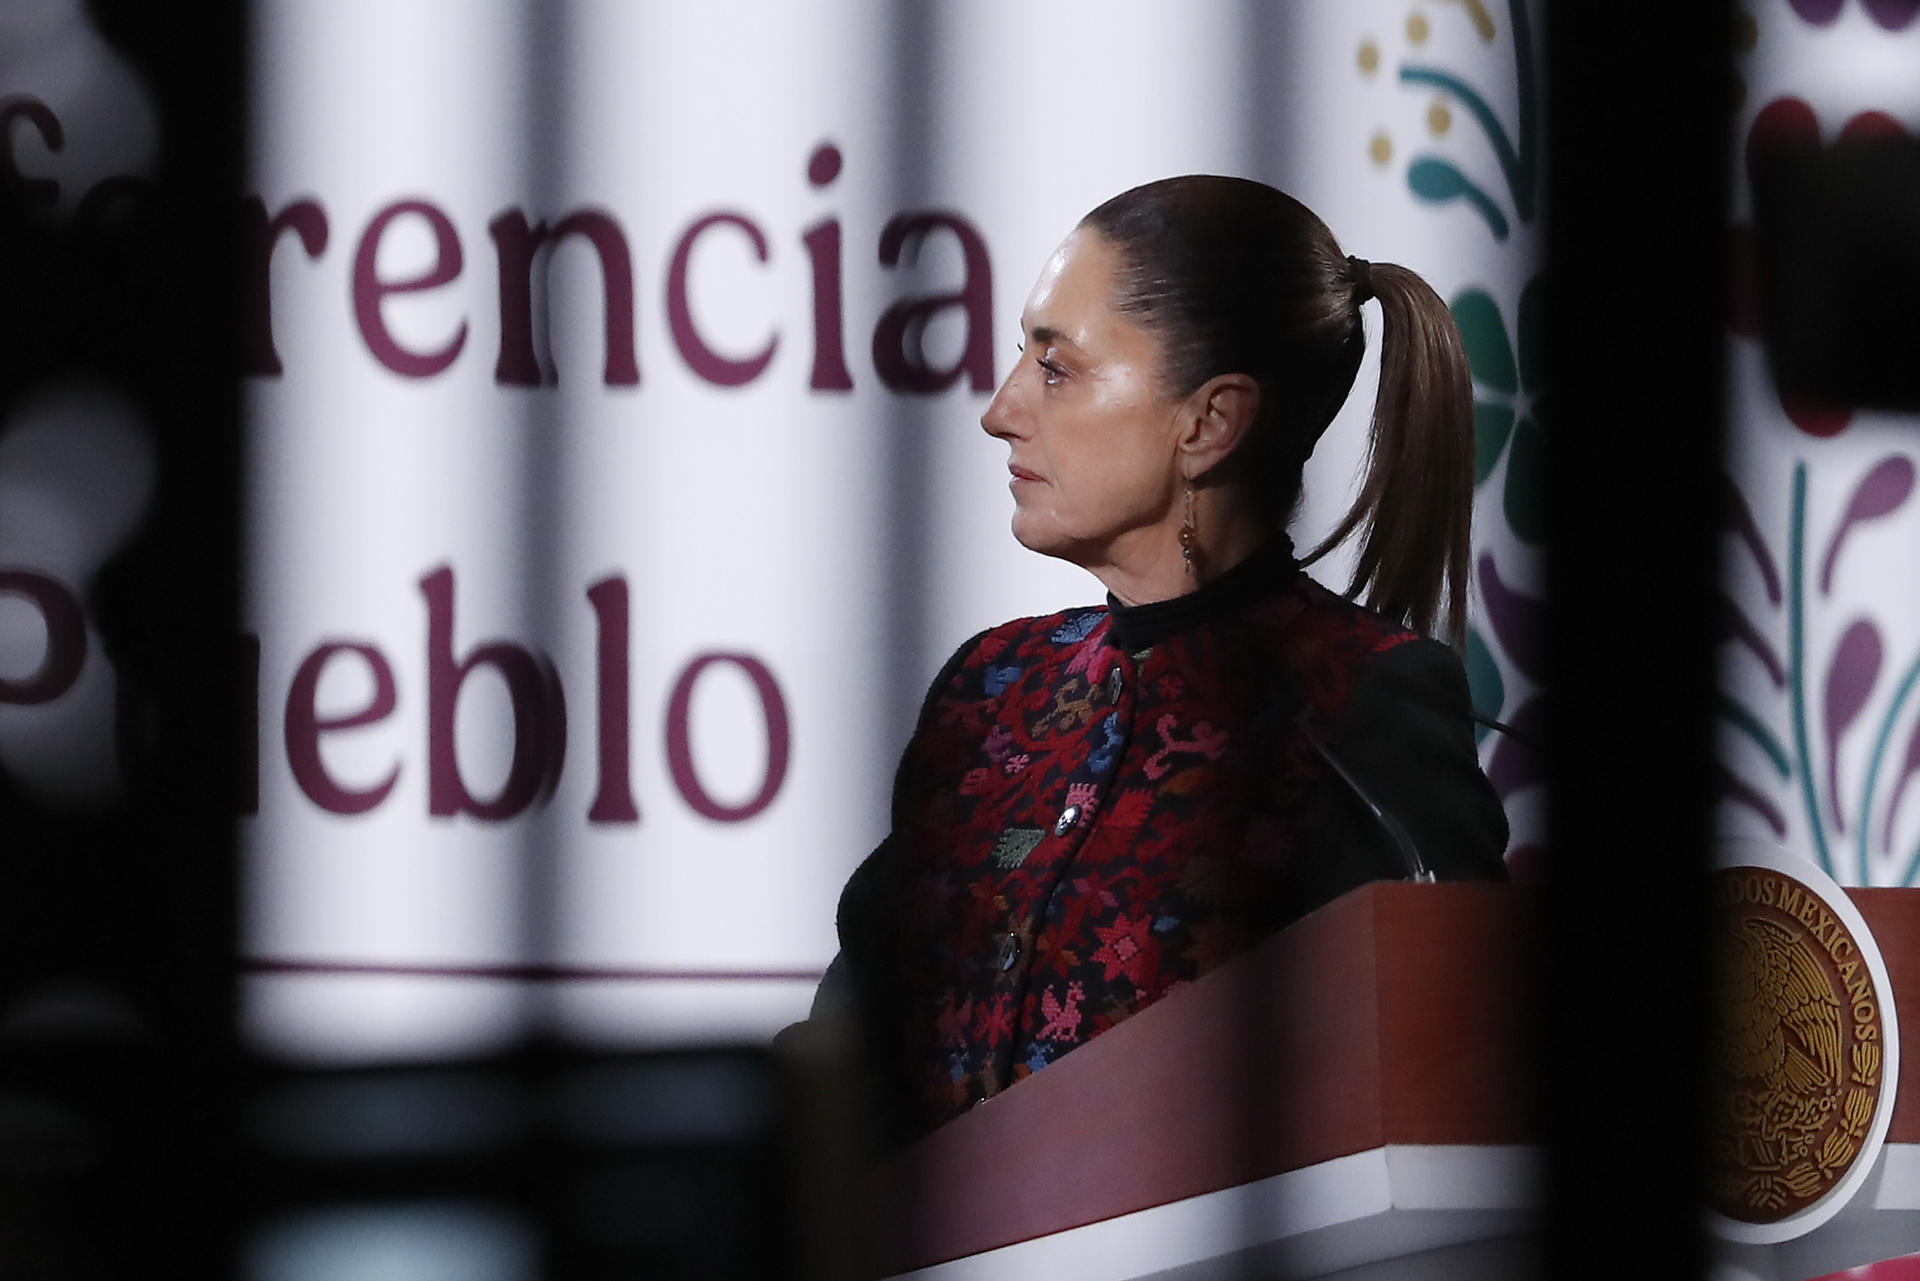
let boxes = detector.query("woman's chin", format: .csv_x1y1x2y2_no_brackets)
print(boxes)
1008,513,1054,556
1009,518,1093,568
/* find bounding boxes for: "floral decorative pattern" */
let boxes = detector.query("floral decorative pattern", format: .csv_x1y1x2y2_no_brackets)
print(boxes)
1454,275,1546,544
1719,458,1920,886
1397,0,1539,242
1787,0,1920,29
1721,10,1920,893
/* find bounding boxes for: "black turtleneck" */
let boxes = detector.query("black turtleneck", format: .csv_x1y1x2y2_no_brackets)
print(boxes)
1105,537,1301,654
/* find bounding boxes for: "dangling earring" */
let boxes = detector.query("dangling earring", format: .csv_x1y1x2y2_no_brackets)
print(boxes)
1179,483,1197,576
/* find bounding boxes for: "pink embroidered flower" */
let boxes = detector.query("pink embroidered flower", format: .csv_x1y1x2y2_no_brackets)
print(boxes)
1065,782,1101,813
1092,913,1157,985
1003,752,1031,775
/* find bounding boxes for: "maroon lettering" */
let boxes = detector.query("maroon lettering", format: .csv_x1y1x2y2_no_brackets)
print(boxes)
353,199,467,378
664,653,790,822
802,142,852,391
243,196,331,376
585,575,639,823
489,207,639,387
0,570,86,705
284,641,400,815
0,96,63,210
421,566,561,820
666,212,778,387
873,211,994,393
539,656,567,806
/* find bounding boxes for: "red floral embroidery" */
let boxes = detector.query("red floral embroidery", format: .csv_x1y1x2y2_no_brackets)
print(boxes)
875,573,1421,1131
1106,789,1153,828
1091,912,1157,986
972,994,1015,1044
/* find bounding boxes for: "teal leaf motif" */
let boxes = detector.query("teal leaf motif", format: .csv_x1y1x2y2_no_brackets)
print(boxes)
1454,290,1516,394
1396,0,1540,227
1716,694,1792,780
1452,278,1546,547
1406,157,1510,240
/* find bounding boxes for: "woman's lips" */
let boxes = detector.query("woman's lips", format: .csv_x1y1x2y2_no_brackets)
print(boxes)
1009,464,1044,484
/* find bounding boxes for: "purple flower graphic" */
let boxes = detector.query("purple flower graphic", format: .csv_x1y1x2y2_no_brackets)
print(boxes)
1789,0,1920,30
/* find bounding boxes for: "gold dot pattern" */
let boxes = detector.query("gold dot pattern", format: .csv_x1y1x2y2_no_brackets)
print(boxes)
1358,39,1380,74
1407,11,1431,44
1427,101,1452,136
1437,0,1498,42
1369,132,1393,166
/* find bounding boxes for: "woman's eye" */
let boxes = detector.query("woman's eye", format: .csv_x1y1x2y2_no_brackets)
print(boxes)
1014,340,1063,385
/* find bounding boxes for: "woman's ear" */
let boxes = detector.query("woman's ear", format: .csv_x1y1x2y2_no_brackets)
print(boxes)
1176,373,1260,479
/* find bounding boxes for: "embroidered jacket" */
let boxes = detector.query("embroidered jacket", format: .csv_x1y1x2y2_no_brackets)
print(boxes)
828,547,1508,1140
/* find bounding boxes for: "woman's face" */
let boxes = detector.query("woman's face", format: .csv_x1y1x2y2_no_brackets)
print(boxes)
981,228,1187,573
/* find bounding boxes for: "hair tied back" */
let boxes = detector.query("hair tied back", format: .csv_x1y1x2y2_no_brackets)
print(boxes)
1346,255,1374,304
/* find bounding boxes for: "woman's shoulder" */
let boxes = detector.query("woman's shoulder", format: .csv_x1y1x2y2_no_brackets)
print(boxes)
1282,573,1423,653
1255,574,1430,695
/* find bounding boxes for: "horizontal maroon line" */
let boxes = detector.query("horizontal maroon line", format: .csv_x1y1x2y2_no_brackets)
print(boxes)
241,958,827,983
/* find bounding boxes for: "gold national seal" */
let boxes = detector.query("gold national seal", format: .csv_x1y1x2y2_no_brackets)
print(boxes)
1712,867,1887,1223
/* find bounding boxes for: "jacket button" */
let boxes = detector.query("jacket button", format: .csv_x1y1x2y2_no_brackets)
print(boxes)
1054,805,1080,836
1106,667,1123,699
996,933,1021,971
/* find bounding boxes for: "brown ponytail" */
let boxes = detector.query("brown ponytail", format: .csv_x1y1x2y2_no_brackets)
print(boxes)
1081,176,1476,650
1299,263,1475,650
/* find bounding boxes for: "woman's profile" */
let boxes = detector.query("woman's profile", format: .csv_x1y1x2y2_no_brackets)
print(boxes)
814,175,1509,1144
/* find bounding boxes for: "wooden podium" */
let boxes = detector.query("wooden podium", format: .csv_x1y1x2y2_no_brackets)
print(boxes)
860,883,1920,1281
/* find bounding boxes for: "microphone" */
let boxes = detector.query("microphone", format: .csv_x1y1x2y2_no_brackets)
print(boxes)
1307,736,1436,884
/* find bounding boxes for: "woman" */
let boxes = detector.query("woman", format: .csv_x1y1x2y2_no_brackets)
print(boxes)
820,175,1508,1143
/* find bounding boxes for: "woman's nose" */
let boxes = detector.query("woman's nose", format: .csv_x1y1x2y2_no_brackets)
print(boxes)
980,374,1018,439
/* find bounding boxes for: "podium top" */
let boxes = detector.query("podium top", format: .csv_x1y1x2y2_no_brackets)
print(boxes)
867,882,1920,1274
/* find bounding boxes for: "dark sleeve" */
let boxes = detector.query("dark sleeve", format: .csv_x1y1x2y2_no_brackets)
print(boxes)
1285,637,1509,918
808,628,993,1019
784,631,998,1147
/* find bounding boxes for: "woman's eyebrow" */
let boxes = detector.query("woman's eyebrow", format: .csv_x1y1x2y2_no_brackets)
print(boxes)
1028,324,1080,351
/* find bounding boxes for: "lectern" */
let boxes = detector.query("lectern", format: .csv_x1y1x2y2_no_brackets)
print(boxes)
861,882,1920,1281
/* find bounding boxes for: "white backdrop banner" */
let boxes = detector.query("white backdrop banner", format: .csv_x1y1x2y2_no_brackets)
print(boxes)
242,0,1546,1062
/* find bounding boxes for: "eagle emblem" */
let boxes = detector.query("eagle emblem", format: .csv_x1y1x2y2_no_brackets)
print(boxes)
1710,872,1885,1223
